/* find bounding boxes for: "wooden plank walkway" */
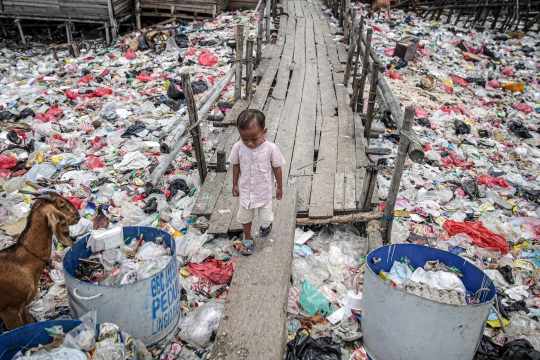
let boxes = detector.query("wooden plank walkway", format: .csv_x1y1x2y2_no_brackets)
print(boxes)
192,0,378,231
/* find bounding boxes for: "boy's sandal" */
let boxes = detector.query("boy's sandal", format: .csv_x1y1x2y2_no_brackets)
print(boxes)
239,239,255,255
259,223,272,237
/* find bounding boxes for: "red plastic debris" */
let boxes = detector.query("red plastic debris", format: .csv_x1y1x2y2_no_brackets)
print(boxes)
0,155,18,170
125,50,137,60
198,49,218,67
444,220,509,254
478,174,510,189
136,73,157,82
78,74,94,84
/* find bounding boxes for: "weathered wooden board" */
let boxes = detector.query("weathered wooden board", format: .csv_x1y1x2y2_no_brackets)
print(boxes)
335,79,357,173
316,115,338,174
309,172,334,219
190,172,227,217
354,112,369,167
211,190,298,360
344,172,356,212
334,172,345,213
288,175,312,217
355,167,367,211
206,166,236,234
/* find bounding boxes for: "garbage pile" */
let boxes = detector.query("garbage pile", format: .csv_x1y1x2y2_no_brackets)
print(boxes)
0,8,260,358
284,4,540,359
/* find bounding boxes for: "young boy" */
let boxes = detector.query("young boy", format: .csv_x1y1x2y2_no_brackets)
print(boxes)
228,109,285,255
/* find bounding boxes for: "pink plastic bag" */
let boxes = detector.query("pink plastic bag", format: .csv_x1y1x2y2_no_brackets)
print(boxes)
65,196,84,210
503,67,515,77
414,106,429,119
516,102,534,114
125,50,137,60
389,71,403,80
0,154,18,170
488,79,501,89
65,90,80,100
441,84,453,94
78,74,94,84
136,73,157,82
94,88,113,97
198,49,218,67
187,258,237,285
449,74,469,87
86,154,106,169
478,174,509,189
46,107,63,119
443,220,509,254
90,136,107,150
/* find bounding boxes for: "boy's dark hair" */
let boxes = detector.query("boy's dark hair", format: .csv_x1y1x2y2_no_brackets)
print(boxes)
237,109,265,130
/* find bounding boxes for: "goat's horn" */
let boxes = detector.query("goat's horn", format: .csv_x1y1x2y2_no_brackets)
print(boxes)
37,195,53,202
19,190,40,196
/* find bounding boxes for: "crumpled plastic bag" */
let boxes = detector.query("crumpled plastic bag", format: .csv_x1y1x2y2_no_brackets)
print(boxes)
136,242,170,260
286,329,341,360
478,174,510,189
410,267,467,294
474,335,501,359
499,338,540,360
0,154,18,170
178,301,224,348
187,258,236,285
113,151,150,171
299,280,333,316
388,260,412,285
444,220,509,254
198,49,218,67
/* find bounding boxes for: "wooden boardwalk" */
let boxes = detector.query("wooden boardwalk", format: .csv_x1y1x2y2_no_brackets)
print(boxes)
192,0,377,235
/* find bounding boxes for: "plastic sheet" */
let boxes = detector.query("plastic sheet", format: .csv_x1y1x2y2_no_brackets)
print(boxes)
299,280,333,316
187,258,236,285
444,220,510,254
286,329,341,360
178,301,224,348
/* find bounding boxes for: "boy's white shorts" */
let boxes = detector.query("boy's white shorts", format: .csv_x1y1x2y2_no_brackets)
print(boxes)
236,201,274,228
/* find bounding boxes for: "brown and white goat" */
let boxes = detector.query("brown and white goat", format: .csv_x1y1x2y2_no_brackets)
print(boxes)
0,193,80,330
367,0,391,19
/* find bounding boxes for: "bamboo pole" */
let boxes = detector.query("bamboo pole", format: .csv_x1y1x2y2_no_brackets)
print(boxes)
343,17,358,87
256,2,264,66
352,26,372,111
181,73,208,184
350,15,364,87
364,61,379,139
266,0,271,44
234,24,245,102
135,0,141,30
381,106,414,242
359,164,379,212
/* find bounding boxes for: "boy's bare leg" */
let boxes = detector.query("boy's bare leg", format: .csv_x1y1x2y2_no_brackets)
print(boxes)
242,222,253,240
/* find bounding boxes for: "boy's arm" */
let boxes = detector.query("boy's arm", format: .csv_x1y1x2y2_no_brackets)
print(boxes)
232,164,240,197
273,166,283,200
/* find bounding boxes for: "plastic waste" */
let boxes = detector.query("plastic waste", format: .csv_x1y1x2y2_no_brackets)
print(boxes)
299,280,334,316
178,301,224,348
286,329,341,360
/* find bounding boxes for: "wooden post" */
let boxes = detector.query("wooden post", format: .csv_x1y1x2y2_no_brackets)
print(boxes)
51,46,59,61
381,106,414,243
367,220,383,250
246,38,254,101
359,164,379,212
234,24,245,102
181,73,208,184
344,0,351,43
351,15,364,85
135,0,141,30
217,151,227,173
356,27,372,112
343,17,359,87
104,23,110,45
15,20,26,46
272,0,277,18
257,2,264,66
339,0,345,28
266,0,271,44
70,42,79,58
364,61,379,139
106,0,117,42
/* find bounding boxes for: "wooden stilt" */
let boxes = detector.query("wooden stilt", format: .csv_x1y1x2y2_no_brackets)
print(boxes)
246,38,254,101
364,61,379,139
234,24,245,102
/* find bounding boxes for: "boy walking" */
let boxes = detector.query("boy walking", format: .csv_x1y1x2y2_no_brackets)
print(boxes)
228,109,285,255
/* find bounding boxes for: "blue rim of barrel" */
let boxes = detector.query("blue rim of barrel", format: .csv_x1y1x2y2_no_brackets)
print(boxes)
366,244,496,305
63,226,176,289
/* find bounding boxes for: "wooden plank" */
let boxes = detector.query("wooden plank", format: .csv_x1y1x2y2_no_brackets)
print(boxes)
337,42,349,64
316,43,337,117
211,190,298,360
335,79,357,173
307,1,325,44
309,173,334,219
251,56,280,111
316,115,337,174
355,167,367,211
344,172,356,212
266,99,285,143
334,172,345,213
320,20,344,73
354,113,369,167
220,98,250,126
295,0,304,17
206,167,236,235
272,13,295,100
288,175,312,216
289,16,316,177
191,172,227,217
314,88,323,153
371,179,379,207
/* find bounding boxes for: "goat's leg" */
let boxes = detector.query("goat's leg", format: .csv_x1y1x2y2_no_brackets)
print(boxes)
22,306,36,325
0,308,24,330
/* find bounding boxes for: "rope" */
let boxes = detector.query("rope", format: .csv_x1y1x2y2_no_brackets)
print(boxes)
382,213,394,222
400,130,423,148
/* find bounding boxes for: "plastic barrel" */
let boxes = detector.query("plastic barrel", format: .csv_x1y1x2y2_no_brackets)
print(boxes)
362,244,496,360
0,320,87,360
63,227,180,346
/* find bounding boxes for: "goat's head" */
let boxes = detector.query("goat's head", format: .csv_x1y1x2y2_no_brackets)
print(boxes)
24,192,80,247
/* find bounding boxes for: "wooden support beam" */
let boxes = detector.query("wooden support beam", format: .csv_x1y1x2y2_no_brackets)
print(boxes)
297,211,382,226
181,73,208,184
367,220,383,251
246,38,254,101
257,2,264,65
235,24,245,102
359,164,378,212
381,106,414,242
217,151,227,173
364,61,379,139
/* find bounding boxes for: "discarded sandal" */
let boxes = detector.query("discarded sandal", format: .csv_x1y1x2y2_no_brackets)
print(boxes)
259,223,272,236
239,239,254,255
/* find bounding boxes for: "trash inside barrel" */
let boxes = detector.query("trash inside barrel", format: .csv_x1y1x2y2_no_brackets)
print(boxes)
63,226,180,346
362,244,496,360
0,319,136,360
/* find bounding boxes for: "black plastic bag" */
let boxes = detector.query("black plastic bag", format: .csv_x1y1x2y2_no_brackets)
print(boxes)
138,32,150,50
191,80,208,94
121,121,147,138
383,133,401,144
454,120,471,135
199,39,218,46
7,130,21,145
162,99,181,112
466,77,486,87
508,122,532,139
19,108,35,119
497,265,515,284
474,335,500,360
381,115,397,129
167,79,185,100
168,178,190,199
479,129,490,138
499,339,540,360
504,300,528,314
416,118,431,128
143,197,158,214
0,111,16,121
462,179,479,199
286,329,341,360
174,34,190,48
